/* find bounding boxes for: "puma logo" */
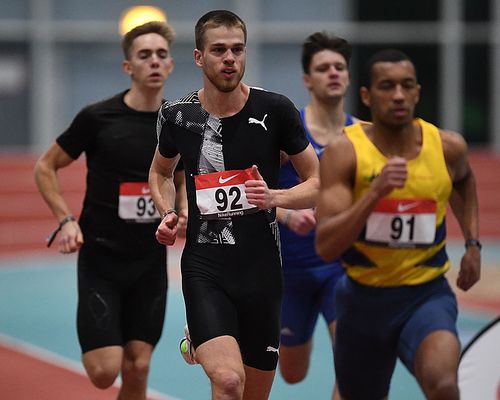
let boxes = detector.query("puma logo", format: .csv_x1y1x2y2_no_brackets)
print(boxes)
248,114,268,131
266,346,279,354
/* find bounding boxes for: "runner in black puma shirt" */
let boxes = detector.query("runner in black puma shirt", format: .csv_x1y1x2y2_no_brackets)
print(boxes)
34,21,184,399
149,10,319,400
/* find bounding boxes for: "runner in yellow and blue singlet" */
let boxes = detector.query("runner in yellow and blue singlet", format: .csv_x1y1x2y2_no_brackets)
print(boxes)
316,49,481,400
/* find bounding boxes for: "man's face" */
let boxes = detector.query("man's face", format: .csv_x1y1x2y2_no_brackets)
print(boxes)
194,25,246,93
123,33,174,89
361,60,421,127
304,49,350,102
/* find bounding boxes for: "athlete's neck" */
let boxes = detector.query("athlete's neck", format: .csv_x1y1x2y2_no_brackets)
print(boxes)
198,83,249,118
365,119,422,159
124,86,164,112
305,96,346,145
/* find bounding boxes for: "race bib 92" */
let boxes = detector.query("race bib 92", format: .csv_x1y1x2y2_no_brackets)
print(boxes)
194,168,259,220
118,182,159,223
365,198,437,247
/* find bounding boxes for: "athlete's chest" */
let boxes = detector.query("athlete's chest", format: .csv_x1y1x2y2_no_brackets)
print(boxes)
93,114,158,168
176,108,280,169
357,153,446,198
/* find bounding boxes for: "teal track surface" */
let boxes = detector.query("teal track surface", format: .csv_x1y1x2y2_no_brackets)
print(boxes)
0,245,496,400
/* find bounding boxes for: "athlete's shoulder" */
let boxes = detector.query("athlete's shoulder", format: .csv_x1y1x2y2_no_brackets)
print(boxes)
415,118,463,150
69,92,124,127
249,86,294,107
326,133,354,154
321,134,356,181
162,91,200,108
82,91,124,114
159,91,201,115
343,120,371,136
157,91,208,134
439,127,468,163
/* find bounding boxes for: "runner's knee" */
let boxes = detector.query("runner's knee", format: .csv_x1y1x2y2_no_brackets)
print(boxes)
86,364,120,389
423,378,459,400
280,366,307,384
121,356,150,383
210,368,245,398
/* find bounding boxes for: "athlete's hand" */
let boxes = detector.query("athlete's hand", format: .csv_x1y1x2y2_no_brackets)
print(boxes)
156,213,178,246
59,221,84,254
286,209,316,235
456,247,481,291
371,157,407,199
245,165,275,209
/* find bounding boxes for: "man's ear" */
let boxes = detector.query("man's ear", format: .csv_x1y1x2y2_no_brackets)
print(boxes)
303,73,312,90
194,49,202,68
122,60,132,76
415,83,421,104
167,57,175,74
360,86,370,107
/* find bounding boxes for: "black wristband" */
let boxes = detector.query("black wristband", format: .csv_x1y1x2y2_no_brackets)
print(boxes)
465,239,482,250
46,215,76,248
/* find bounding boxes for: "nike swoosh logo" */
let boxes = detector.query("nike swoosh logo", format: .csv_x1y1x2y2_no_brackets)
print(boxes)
219,173,240,184
397,202,419,212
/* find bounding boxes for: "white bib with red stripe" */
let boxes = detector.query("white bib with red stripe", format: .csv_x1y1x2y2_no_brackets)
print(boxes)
366,198,436,247
118,182,159,222
194,168,259,219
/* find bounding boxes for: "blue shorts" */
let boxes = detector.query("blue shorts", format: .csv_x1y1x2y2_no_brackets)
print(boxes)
280,262,344,346
334,275,458,400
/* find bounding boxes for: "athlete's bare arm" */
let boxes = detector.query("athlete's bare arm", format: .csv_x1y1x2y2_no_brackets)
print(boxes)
245,144,320,210
174,169,188,238
275,147,317,234
34,142,84,253
315,136,407,261
149,148,180,245
441,130,481,291
286,144,320,209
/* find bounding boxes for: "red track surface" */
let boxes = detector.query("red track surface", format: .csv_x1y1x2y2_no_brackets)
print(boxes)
0,341,121,400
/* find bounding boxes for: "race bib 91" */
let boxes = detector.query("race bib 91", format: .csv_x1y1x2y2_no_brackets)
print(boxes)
118,182,159,223
194,168,259,219
365,198,437,247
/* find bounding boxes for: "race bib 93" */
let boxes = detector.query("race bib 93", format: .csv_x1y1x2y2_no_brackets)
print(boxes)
118,182,159,223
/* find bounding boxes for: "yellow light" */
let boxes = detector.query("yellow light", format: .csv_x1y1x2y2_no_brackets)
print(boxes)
119,5,167,36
